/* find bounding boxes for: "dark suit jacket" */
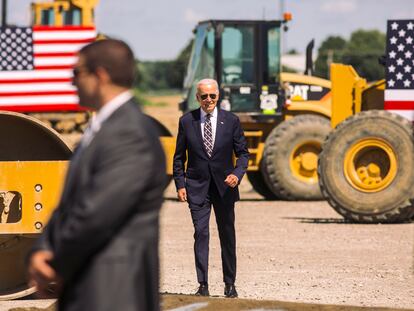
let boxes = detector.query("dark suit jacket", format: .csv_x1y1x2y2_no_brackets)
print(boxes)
31,99,165,311
173,108,249,205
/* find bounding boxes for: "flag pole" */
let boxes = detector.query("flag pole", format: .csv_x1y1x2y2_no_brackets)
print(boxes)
1,0,7,27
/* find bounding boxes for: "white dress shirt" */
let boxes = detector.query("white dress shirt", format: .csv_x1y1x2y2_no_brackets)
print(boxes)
200,106,218,148
81,90,133,147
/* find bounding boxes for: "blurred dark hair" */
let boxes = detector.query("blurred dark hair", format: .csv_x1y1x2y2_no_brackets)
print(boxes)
79,39,136,88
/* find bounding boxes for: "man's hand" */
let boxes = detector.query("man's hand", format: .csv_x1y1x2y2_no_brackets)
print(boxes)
177,188,187,202
28,250,63,298
224,174,239,188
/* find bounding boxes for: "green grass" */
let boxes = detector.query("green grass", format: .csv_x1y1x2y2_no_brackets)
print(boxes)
133,89,163,107
133,88,181,107
141,89,182,96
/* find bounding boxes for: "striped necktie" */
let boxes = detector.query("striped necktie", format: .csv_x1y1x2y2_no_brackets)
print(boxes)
204,113,213,157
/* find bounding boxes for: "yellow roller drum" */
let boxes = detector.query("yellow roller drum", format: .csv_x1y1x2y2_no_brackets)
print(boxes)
0,111,71,300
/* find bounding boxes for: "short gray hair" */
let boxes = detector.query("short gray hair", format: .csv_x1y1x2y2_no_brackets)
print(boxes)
196,78,219,92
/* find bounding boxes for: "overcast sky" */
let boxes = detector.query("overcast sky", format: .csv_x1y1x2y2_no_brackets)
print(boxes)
7,0,414,60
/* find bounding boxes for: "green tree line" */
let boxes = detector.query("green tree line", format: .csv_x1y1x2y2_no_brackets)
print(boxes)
135,40,192,91
314,29,386,81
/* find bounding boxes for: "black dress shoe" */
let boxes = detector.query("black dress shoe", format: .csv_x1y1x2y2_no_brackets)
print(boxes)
224,284,238,298
195,283,209,296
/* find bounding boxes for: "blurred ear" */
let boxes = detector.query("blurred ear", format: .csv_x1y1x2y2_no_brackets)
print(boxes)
95,66,111,84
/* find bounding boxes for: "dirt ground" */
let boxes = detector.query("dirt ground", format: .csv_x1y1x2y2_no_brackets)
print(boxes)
161,182,414,310
2,95,414,311
144,94,183,136
7,183,412,311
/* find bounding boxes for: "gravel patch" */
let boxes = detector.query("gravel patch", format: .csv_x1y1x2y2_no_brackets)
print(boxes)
160,180,414,309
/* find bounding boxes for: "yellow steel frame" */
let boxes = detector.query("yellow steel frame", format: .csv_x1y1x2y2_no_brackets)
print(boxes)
330,64,367,128
32,0,99,27
280,72,331,89
0,161,68,234
244,131,265,171
285,101,331,119
282,72,332,119
160,137,175,176
32,1,69,26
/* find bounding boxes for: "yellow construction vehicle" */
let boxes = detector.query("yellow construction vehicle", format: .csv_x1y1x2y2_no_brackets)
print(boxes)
318,19,414,223
0,112,70,299
180,18,332,200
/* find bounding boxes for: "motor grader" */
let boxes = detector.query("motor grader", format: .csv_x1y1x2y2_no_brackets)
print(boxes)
318,19,414,223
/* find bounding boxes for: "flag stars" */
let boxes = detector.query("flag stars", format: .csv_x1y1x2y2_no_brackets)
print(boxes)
389,50,396,58
396,58,404,66
390,36,398,44
404,79,411,87
397,43,405,51
399,29,406,37
391,22,399,30
388,79,395,87
412,73,414,81
0,27,34,71
388,65,396,73
408,22,414,30
405,50,413,59
396,72,403,80
406,36,413,44
404,65,412,73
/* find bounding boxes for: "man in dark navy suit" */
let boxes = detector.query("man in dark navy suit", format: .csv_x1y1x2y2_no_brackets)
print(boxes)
173,78,249,298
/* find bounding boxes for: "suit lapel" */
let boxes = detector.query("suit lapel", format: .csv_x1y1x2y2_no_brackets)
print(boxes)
211,109,225,157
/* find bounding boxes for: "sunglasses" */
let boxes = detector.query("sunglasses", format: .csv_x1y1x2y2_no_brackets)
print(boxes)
200,93,217,100
72,67,89,78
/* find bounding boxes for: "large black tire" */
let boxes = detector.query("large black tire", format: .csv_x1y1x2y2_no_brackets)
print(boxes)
318,110,414,223
262,115,331,200
246,161,278,200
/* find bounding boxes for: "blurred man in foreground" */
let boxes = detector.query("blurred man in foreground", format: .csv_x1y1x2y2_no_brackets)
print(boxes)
27,39,165,311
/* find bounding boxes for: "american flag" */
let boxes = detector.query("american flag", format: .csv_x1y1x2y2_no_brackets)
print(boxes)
0,26,96,112
385,20,414,121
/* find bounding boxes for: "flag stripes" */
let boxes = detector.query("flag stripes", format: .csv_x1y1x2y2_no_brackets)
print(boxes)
385,20,414,120
0,26,96,112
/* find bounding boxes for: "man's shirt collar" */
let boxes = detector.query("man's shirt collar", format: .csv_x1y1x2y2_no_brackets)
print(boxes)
200,106,218,120
92,90,133,132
